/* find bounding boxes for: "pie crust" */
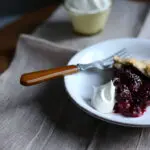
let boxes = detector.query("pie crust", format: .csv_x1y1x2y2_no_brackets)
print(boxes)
113,56,150,77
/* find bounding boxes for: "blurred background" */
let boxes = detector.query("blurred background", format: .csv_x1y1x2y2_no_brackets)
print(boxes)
0,0,63,72
0,0,62,15
0,0,149,73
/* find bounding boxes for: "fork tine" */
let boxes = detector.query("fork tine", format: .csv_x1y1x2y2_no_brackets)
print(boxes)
103,48,126,62
117,50,128,58
103,51,130,66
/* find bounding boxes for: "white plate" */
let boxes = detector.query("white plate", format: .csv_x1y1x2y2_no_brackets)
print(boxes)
64,38,150,127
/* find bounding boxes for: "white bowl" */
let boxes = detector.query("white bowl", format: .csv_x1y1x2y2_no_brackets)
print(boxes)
64,38,150,127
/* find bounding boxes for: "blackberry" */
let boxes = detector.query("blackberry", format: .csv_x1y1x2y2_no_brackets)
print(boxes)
116,84,132,102
124,70,142,93
139,83,150,101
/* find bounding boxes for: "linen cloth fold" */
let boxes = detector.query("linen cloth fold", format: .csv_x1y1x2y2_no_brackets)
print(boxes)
0,34,77,150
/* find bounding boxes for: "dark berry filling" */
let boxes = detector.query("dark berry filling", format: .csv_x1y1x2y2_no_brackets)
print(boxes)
113,65,150,117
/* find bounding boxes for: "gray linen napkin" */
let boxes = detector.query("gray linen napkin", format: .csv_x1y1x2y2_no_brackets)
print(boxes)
0,34,78,150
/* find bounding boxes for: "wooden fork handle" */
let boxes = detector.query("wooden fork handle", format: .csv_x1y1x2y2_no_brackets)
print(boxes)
20,65,78,86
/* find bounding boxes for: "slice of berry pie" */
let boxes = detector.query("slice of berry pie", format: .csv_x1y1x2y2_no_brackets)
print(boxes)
113,56,150,117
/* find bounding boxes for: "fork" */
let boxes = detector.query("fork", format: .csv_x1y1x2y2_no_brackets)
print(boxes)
20,48,128,86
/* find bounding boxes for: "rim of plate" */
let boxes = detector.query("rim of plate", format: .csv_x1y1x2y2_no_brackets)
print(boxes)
64,38,150,127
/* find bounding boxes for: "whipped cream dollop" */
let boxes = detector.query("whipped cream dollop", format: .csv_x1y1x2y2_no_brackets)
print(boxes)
65,0,111,14
91,80,116,113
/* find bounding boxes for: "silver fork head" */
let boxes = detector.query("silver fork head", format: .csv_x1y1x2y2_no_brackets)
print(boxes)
102,50,130,68
78,48,130,71
102,48,127,63
91,48,129,68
